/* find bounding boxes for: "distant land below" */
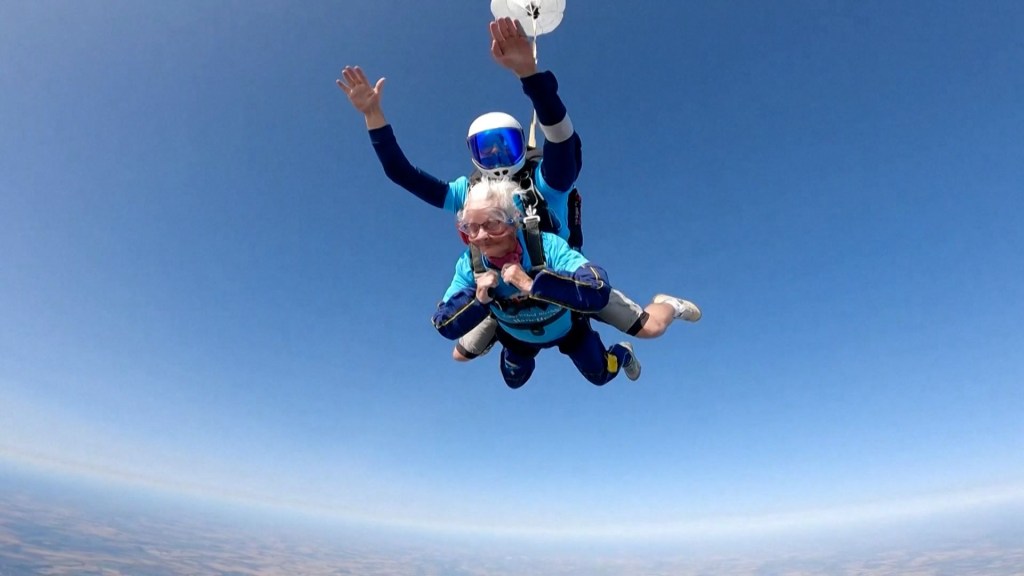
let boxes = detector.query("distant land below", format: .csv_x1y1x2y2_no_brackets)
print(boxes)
1,461,1023,576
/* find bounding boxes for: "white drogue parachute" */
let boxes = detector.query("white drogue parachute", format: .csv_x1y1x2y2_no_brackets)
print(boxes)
490,0,566,147
490,0,565,37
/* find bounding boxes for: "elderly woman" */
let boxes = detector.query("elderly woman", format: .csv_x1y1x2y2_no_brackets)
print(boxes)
432,178,640,388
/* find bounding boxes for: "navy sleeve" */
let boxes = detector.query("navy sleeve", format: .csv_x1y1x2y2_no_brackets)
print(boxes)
525,235,610,312
369,125,450,209
521,71,581,192
431,289,492,340
530,264,611,313
521,71,567,128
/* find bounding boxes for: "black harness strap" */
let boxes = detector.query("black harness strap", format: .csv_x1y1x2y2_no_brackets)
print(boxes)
521,215,546,274
469,243,486,274
567,188,583,251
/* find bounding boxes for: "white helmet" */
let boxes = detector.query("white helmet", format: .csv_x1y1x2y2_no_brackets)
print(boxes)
466,112,526,178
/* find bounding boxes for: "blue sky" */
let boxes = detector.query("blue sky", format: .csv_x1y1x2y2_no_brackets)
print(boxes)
2,0,1023,544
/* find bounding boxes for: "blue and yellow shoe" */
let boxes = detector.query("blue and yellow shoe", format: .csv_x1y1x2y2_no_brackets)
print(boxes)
620,342,642,381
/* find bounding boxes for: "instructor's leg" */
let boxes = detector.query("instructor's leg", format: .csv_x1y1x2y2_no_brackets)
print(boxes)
453,316,498,362
596,289,700,339
596,289,649,336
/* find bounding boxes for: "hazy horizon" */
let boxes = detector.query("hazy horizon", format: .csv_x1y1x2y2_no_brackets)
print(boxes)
3,462,1023,574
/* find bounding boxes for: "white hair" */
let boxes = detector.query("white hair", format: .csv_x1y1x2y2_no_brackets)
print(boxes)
457,178,524,224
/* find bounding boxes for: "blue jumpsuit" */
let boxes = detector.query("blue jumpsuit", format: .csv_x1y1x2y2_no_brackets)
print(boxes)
432,232,634,388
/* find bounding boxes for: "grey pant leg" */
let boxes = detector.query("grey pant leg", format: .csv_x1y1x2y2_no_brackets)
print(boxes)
456,315,499,359
595,289,647,336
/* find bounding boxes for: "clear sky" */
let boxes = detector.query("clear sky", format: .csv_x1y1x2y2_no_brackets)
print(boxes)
2,0,1023,545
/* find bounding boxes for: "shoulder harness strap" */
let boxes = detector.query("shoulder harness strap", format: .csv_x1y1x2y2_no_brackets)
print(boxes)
521,215,546,275
515,151,555,234
469,244,486,275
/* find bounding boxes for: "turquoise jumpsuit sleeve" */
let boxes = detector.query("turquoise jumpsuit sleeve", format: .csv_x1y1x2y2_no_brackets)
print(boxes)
441,177,471,214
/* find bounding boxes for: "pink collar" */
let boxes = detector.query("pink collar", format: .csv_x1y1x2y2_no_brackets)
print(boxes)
485,242,523,269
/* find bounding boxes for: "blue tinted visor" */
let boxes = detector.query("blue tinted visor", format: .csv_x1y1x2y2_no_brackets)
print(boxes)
467,127,525,171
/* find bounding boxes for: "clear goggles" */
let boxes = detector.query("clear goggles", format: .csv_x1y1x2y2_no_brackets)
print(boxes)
457,217,517,237
467,127,525,170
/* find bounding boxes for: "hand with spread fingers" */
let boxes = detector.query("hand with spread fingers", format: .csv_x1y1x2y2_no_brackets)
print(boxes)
490,17,537,78
336,65,387,129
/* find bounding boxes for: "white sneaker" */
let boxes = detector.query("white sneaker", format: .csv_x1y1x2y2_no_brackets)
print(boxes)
654,294,702,322
620,342,641,381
